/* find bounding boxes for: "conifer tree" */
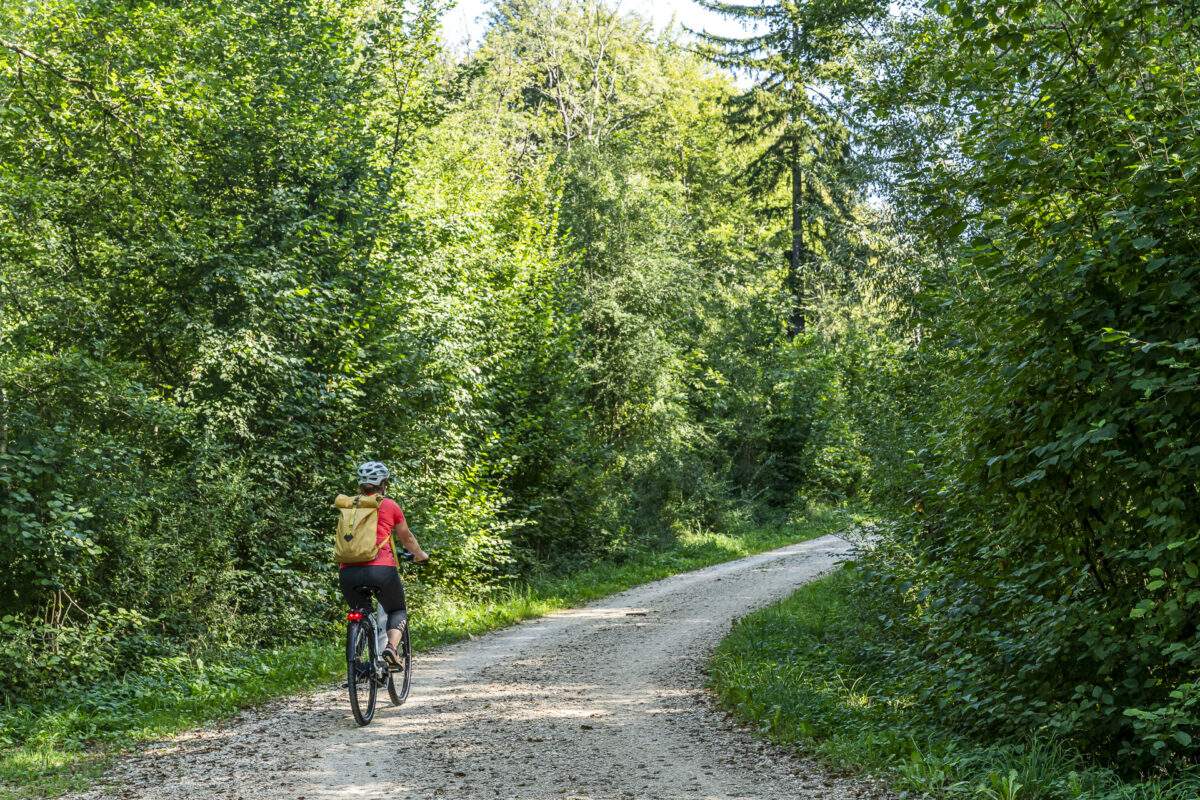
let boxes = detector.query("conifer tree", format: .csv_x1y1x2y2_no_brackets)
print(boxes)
692,0,881,333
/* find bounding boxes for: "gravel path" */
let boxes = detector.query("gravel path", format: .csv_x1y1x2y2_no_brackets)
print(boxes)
75,534,891,800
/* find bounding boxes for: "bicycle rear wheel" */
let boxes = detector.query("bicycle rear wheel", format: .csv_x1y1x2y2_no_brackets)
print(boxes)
347,621,377,725
387,625,411,706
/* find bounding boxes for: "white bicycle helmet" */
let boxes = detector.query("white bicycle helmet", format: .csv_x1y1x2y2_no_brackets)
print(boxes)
356,461,390,487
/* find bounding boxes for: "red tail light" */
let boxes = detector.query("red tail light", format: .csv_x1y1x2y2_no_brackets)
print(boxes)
346,611,363,621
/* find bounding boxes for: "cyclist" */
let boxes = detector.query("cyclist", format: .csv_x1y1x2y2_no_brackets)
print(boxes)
338,461,429,670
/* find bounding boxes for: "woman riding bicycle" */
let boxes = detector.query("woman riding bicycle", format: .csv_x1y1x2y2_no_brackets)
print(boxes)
337,461,429,670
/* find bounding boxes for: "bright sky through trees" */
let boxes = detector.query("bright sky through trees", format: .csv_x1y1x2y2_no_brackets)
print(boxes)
441,0,756,49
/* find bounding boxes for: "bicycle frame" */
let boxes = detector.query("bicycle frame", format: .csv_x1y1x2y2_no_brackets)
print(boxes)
373,599,388,655
351,599,390,670
345,553,423,725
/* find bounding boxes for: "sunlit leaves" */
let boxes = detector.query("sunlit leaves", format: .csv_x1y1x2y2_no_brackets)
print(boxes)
859,0,1200,771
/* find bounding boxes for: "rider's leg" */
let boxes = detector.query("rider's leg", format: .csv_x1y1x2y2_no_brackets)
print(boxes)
387,625,403,649
384,606,407,650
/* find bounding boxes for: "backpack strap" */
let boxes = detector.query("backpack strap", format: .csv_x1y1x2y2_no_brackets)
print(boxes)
387,531,400,569
381,496,399,567
347,494,362,536
363,494,389,561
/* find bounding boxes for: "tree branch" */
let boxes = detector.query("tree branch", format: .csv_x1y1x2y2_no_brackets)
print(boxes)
0,37,143,141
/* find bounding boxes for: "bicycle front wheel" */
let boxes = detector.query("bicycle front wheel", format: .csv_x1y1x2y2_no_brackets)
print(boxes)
347,621,377,725
387,625,411,706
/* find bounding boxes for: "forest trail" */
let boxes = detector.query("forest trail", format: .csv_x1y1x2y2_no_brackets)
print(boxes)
73,535,890,800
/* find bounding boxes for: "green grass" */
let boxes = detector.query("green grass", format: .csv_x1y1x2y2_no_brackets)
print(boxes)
0,506,851,799
708,565,1200,800
0,641,343,800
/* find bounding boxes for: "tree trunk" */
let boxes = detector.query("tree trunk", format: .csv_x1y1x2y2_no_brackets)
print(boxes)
0,386,7,459
789,137,805,336
1,327,7,462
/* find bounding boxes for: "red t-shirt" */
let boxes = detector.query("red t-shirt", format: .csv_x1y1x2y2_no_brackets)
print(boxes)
339,496,405,569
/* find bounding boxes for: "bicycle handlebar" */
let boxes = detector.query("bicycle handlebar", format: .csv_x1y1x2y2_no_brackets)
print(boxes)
400,548,431,565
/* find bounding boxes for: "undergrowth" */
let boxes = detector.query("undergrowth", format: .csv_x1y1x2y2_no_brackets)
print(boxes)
0,505,851,799
709,564,1200,800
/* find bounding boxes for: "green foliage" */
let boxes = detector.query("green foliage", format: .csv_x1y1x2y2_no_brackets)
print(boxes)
710,565,1200,800
0,0,532,701
0,606,156,701
466,0,862,558
8,0,1193,785
838,0,1200,774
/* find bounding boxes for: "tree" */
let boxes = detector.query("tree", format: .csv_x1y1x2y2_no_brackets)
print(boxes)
693,0,882,333
0,0,450,691
483,0,670,152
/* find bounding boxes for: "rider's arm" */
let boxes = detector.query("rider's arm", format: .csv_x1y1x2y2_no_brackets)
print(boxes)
393,517,429,564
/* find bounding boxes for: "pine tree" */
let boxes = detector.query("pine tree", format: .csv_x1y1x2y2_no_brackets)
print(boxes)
692,0,881,334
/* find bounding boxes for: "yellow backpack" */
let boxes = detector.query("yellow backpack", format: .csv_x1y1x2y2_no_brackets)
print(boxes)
334,494,385,564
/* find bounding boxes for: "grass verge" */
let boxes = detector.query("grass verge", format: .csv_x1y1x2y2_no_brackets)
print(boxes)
709,564,1200,800
1,506,853,799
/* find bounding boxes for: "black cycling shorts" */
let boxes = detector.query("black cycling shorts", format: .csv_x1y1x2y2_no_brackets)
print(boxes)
339,565,407,631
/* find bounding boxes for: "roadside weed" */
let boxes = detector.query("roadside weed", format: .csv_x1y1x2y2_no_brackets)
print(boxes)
893,741,970,798
709,565,1200,800
980,770,1023,800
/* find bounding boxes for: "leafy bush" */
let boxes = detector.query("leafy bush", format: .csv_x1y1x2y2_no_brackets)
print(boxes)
711,565,1200,799
0,607,160,701
852,0,1200,773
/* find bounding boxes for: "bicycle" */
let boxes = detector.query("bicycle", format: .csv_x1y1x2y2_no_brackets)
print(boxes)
344,550,422,726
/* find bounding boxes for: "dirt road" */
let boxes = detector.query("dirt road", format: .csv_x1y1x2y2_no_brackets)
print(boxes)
76,534,890,800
